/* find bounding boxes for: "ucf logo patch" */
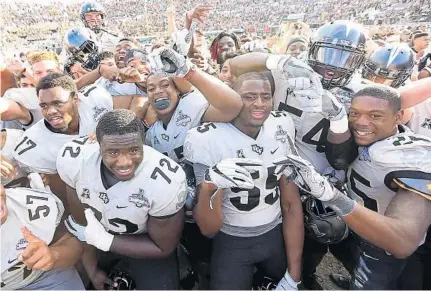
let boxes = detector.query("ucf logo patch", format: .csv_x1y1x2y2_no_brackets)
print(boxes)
251,144,264,155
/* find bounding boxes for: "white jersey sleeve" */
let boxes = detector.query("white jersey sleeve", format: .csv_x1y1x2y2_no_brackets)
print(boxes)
408,98,431,138
369,131,431,173
3,88,44,128
146,91,209,163
1,187,64,290
347,129,431,215
77,85,113,135
56,136,91,188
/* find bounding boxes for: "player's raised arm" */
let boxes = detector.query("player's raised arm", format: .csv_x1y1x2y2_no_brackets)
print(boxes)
149,47,243,122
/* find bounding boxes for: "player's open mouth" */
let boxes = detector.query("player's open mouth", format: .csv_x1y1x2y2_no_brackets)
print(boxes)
114,167,133,177
48,116,64,126
155,97,169,102
250,110,265,119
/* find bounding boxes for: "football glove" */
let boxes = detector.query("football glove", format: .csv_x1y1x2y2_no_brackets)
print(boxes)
274,155,336,201
64,209,114,252
276,270,300,290
320,90,347,121
148,47,191,78
204,158,263,209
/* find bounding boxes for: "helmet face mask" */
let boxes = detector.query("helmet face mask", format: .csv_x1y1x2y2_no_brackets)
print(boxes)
362,44,414,88
309,20,366,89
303,195,349,244
65,28,101,71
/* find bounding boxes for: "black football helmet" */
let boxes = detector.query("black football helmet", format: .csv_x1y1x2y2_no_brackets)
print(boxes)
64,27,101,71
80,1,106,33
104,270,136,290
303,195,349,244
309,20,366,89
362,44,414,88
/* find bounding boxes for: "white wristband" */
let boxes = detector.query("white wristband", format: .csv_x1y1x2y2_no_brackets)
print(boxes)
329,116,349,133
265,55,283,71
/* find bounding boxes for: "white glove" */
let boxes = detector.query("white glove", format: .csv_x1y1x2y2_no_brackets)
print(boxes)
64,209,114,252
276,270,300,290
148,47,191,78
204,158,263,189
268,55,324,113
172,20,198,56
320,90,346,121
322,167,346,186
274,154,336,201
204,158,263,209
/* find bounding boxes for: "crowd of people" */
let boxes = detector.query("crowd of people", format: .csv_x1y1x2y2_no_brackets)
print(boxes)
1,0,431,54
1,0,431,290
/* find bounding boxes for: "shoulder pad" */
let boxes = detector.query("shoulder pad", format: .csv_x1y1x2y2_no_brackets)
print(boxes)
184,122,221,166
370,132,431,173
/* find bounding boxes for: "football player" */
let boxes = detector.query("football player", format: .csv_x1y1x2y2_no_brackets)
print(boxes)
145,47,243,164
12,73,112,202
13,73,112,175
57,109,187,289
400,78,431,138
184,72,303,290
1,181,83,290
79,1,122,52
277,85,431,289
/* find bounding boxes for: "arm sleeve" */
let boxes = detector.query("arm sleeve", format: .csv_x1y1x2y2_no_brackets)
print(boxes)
193,163,210,186
325,136,358,170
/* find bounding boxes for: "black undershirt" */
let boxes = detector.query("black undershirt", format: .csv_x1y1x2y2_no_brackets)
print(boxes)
100,162,120,189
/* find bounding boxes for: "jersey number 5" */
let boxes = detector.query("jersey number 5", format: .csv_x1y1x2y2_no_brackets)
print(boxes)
349,169,378,212
231,166,280,212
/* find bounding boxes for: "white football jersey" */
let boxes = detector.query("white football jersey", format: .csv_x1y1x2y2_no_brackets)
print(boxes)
272,68,368,173
145,91,209,163
88,28,122,52
1,187,64,290
3,88,43,129
12,86,112,174
347,128,431,215
184,113,296,229
407,98,431,138
57,141,186,234
1,129,26,185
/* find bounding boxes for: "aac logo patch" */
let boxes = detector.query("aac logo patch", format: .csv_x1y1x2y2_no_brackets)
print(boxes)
129,189,150,208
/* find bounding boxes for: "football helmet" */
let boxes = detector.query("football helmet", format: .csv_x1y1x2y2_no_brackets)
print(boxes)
80,1,106,33
64,27,101,71
362,44,414,88
303,195,349,244
309,20,366,89
104,270,136,290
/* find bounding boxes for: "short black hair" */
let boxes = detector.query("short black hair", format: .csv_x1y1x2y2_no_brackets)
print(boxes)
354,85,401,113
232,72,273,94
99,51,115,60
36,73,77,96
96,109,145,142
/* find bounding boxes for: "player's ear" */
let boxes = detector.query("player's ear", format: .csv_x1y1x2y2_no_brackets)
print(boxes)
394,109,404,125
71,91,79,105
